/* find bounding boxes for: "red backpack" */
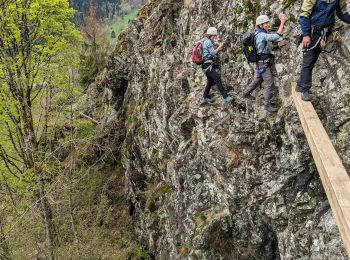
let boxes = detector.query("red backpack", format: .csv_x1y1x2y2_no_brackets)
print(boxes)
191,39,204,65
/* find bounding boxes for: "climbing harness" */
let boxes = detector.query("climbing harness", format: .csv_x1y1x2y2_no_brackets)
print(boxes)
303,27,329,52
202,63,213,74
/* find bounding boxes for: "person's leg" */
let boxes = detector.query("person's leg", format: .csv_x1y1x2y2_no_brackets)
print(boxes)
205,67,228,98
298,49,316,91
260,67,278,112
298,45,321,101
262,67,275,106
305,46,321,93
297,30,322,93
203,75,215,99
244,70,263,96
202,63,215,99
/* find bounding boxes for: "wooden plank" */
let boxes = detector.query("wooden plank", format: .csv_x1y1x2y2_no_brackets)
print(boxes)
292,82,350,256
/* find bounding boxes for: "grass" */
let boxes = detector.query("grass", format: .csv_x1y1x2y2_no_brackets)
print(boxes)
195,211,207,227
323,233,332,244
109,9,138,45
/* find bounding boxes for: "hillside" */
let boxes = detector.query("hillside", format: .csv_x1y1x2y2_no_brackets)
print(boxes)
90,0,350,258
1,0,350,259
70,0,146,25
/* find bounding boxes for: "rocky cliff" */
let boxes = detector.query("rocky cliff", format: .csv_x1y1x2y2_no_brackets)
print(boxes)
91,0,350,258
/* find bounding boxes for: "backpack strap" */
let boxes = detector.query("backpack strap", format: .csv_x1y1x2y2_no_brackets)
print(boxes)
202,38,214,63
255,31,268,55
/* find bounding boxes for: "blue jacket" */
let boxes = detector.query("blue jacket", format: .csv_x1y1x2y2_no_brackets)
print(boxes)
202,37,217,64
299,0,350,36
255,28,281,55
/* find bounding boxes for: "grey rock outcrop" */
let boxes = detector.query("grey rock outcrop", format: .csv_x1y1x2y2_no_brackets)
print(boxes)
95,0,350,258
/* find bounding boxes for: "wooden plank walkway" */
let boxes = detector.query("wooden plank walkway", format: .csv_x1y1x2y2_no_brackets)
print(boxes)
291,82,350,256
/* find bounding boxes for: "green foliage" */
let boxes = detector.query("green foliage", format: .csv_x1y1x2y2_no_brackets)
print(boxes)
79,6,139,86
289,14,297,23
233,0,261,28
323,233,332,243
109,9,138,42
74,119,96,139
179,243,191,256
242,0,260,21
127,116,138,125
75,166,109,206
70,0,122,16
0,1,149,259
0,0,81,78
53,85,82,107
53,163,152,259
0,0,82,258
335,122,350,152
137,0,162,23
79,52,102,86
196,212,207,222
283,0,298,8
195,211,208,228
145,182,173,213
0,0,82,182
134,245,152,259
165,27,175,37
79,4,112,87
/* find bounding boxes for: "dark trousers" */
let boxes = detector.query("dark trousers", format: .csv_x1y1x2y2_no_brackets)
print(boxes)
202,63,228,99
297,35,322,92
244,63,274,106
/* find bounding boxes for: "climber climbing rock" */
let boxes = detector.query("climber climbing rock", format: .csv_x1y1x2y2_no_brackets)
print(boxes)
243,14,288,113
201,27,234,104
297,0,350,101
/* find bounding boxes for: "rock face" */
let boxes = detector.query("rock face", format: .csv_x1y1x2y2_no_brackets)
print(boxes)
96,0,350,258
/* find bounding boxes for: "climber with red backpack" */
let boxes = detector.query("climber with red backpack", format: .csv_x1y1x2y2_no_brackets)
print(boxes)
192,27,233,104
243,14,288,113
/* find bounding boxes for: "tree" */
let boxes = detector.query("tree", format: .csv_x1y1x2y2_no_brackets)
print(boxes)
111,30,116,38
79,2,111,86
120,0,132,14
0,0,81,258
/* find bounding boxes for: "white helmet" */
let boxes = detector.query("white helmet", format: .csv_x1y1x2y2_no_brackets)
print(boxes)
206,27,218,36
256,15,270,26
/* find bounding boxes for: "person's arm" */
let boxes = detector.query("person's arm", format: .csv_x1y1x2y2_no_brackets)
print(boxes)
299,0,317,36
204,40,218,58
299,0,317,47
206,40,224,56
277,14,288,35
337,0,350,23
262,14,288,42
263,33,281,42
216,42,224,53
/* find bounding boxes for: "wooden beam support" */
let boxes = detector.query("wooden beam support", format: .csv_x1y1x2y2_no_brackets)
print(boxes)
292,82,350,256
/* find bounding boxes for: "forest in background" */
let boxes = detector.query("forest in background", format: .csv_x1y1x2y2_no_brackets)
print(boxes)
70,0,146,25
0,0,149,259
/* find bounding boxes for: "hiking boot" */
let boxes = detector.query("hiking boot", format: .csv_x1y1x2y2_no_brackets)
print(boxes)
302,91,311,101
265,104,278,113
203,97,214,104
295,85,304,93
224,96,234,103
243,92,256,100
